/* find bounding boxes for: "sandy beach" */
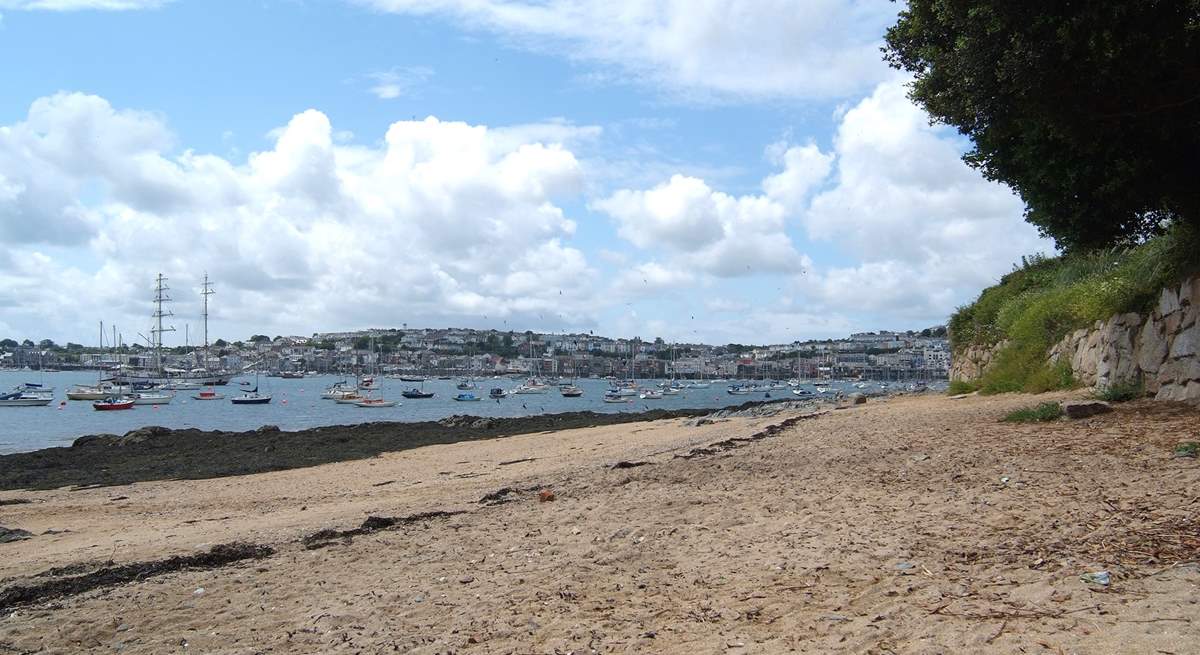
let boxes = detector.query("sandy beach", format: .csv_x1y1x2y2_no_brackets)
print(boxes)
1,392,1197,654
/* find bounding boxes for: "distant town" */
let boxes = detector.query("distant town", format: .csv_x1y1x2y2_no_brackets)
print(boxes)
0,326,950,381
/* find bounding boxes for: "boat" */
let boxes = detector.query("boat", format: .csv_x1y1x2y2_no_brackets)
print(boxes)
639,389,663,400
0,391,53,407
280,371,304,379
513,378,550,394
131,391,174,405
67,382,119,400
354,397,397,408
603,393,631,404
689,381,711,389
358,376,379,391
559,385,584,397
230,390,272,405
791,388,814,397
726,385,751,395
815,387,829,394
453,393,482,402
93,396,134,411
192,388,225,400
456,379,477,390
160,381,201,391
398,376,426,382
230,366,272,404
662,386,680,396
321,381,355,399
334,393,366,404
489,388,507,399
12,382,54,395
401,388,435,399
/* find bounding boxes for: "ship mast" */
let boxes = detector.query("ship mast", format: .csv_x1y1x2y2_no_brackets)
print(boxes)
151,274,175,377
201,274,215,374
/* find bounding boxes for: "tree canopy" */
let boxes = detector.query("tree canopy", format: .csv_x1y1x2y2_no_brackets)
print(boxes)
884,1,1200,250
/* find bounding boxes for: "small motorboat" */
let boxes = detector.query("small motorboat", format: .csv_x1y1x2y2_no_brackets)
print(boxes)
453,393,482,402
791,388,814,397
93,396,134,411
603,393,631,404
401,388,435,399
0,391,54,407
131,392,174,405
489,387,507,399
193,388,225,400
456,379,477,390
560,385,584,397
398,376,426,382
662,386,680,396
13,382,54,395
334,393,366,404
639,389,663,400
354,398,397,408
726,385,751,395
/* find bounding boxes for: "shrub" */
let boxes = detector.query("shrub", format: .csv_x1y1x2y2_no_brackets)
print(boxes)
1095,380,1144,403
1002,402,1064,423
947,380,979,395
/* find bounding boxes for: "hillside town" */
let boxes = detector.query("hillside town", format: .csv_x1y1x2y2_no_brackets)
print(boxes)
0,326,950,381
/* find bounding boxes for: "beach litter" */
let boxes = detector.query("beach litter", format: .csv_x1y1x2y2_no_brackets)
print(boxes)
538,490,556,502
1080,571,1111,587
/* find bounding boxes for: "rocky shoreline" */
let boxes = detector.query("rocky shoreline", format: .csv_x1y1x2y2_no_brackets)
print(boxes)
0,398,816,491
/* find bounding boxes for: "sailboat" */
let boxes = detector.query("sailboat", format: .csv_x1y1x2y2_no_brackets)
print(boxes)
230,364,272,405
401,377,434,399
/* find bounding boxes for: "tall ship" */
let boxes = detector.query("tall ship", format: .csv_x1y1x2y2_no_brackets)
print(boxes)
111,273,235,386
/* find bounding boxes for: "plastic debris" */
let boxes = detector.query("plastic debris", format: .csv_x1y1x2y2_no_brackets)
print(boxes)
1080,571,1111,586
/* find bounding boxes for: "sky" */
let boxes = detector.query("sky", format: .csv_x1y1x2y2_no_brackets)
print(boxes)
0,0,1053,347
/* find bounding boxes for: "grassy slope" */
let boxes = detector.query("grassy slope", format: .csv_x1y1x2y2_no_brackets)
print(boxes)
949,225,1200,394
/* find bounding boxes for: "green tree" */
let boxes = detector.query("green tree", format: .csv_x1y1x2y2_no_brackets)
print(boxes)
38,339,57,350
884,1,1200,250
213,338,228,348
0,338,17,349
249,335,270,343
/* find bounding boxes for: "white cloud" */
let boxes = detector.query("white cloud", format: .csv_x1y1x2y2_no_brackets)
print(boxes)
364,66,434,100
592,140,827,279
0,93,602,342
354,0,898,100
795,77,1055,323
0,0,167,9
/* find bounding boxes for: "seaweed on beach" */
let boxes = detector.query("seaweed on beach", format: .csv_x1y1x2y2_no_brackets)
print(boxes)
0,399,795,491
0,542,273,612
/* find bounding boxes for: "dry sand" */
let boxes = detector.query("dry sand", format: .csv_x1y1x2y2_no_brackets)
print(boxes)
0,393,1197,654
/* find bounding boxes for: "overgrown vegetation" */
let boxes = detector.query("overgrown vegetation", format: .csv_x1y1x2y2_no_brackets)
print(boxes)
885,1,1200,250
950,224,1200,394
1002,402,1064,423
1095,380,1145,403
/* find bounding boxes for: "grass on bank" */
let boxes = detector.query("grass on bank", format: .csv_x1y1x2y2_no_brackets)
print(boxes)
1094,380,1145,403
951,224,1200,395
1001,402,1064,423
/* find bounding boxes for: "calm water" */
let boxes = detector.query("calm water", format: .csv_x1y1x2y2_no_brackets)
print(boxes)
0,370,908,454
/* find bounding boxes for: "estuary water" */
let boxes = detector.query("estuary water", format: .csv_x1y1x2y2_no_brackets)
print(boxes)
0,370,896,454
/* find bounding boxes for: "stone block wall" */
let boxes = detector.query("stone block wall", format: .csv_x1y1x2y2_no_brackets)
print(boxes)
952,275,1199,403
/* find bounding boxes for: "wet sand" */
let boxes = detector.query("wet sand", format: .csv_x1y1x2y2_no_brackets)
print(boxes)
0,393,1197,653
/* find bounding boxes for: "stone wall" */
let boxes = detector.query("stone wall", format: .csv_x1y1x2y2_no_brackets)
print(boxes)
1048,275,1199,402
949,341,1006,382
952,275,1199,403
